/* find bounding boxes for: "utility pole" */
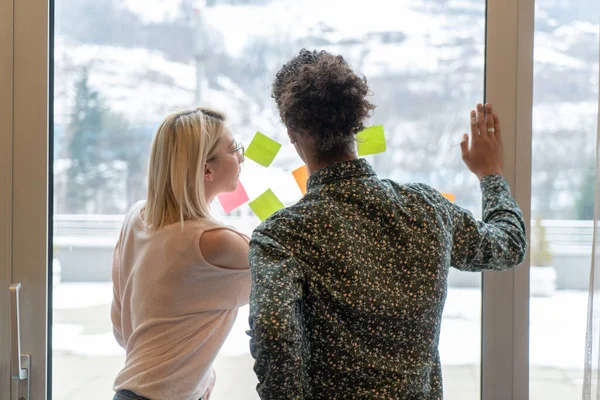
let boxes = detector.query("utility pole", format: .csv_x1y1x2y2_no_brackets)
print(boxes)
193,0,207,105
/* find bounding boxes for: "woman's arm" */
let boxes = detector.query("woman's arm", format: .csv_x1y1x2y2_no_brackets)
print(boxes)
200,227,251,307
200,228,250,270
111,242,125,348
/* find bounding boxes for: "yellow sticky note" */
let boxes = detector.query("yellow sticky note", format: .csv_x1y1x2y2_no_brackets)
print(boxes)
245,132,282,167
356,125,386,156
292,165,309,195
249,189,285,221
442,193,456,202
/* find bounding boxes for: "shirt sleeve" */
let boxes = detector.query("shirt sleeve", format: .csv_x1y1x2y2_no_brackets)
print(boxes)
446,174,528,271
248,228,305,400
411,174,527,272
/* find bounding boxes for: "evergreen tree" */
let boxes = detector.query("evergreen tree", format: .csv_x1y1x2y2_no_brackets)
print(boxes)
66,68,106,213
65,68,145,213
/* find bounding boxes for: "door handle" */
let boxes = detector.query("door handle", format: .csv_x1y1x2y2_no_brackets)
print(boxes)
9,283,31,400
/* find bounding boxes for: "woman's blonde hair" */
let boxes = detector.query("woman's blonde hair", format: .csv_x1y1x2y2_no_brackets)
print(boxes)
144,107,227,230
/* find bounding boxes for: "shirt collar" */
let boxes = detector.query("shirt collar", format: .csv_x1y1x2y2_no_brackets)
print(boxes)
306,158,376,191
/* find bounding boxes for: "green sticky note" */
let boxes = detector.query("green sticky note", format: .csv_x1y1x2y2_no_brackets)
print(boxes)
356,125,386,156
245,132,282,167
249,189,285,221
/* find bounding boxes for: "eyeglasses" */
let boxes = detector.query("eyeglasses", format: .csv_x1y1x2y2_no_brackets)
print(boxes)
232,141,245,162
209,140,245,162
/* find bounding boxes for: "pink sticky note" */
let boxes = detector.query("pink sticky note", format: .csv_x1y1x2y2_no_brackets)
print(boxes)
217,180,249,213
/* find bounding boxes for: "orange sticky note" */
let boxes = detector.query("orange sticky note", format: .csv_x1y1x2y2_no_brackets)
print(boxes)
292,165,309,195
217,180,249,213
442,193,456,202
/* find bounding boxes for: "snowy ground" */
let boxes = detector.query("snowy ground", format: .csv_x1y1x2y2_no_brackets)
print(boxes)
52,283,588,399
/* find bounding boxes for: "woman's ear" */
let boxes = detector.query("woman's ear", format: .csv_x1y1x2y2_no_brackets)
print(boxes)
204,162,214,182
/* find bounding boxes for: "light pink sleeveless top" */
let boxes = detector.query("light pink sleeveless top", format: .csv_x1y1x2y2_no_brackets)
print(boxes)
111,201,251,400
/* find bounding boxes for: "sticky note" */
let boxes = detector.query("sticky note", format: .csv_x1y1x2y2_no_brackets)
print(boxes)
245,132,282,167
292,165,309,195
249,189,285,221
442,193,456,202
217,180,249,213
356,125,386,156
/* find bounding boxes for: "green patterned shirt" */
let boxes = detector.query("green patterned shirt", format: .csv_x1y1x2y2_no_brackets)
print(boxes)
248,158,527,399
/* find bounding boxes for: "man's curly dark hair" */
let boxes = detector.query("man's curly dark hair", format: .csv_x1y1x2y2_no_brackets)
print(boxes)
272,49,376,155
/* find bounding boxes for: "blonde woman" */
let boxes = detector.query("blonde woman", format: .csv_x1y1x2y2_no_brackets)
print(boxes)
111,107,250,400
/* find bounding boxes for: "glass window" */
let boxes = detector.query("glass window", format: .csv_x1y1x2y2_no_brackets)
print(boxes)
52,1,486,398
530,0,600,398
